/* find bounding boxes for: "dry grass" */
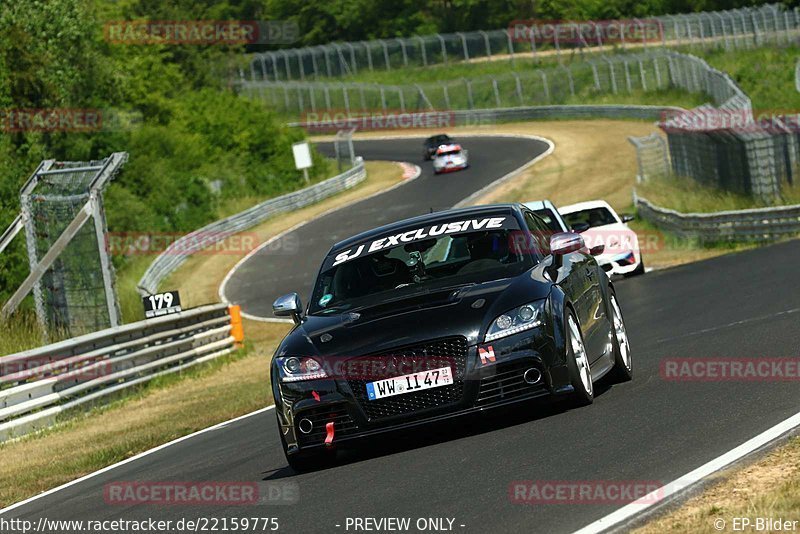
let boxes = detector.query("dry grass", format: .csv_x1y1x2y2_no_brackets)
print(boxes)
634,437,800,534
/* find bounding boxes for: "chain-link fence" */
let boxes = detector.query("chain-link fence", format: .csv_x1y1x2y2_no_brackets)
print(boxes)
240,49,746,117
0,154,127,337
243,4,798,82
628,133,670,182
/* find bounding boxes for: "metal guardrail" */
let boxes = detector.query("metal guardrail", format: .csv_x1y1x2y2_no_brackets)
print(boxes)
0,303,243,442
288,104,682,131
634,191,800,242
137,157,366,296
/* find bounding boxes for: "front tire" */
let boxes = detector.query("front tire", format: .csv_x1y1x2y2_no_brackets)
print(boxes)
285,449,334,472
608,292,633,382
627,256,645,276
564,309,593,406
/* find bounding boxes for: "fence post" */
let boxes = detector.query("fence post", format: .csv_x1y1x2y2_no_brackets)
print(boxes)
310,49,319,79
514,73,524,105
491,76,501,107
397,38,409,67
436,34,448,64
418,36,428,66
479,30,491,57
379,39,391,70
464,78,474,109
362,41,374,72
539,71,550,102
457,32,470,60
346,43,358,75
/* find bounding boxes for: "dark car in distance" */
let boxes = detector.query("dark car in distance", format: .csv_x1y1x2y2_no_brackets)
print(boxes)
422,133,453,160
271,204,633,471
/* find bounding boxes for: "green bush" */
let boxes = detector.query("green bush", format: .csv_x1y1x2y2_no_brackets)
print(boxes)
0,0,328,306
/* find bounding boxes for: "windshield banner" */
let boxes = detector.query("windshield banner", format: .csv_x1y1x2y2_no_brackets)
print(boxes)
324,215,520,270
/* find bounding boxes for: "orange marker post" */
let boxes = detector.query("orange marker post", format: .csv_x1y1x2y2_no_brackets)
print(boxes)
229,304,244,347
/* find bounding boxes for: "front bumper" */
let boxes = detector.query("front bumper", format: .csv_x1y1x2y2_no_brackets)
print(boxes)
274,330,569,455
433,162,468,174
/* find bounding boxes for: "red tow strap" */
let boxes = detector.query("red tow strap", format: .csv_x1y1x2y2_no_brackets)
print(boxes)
324,422,335,446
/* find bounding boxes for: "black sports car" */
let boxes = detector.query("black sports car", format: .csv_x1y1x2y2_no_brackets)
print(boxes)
271,204,632,471
422,133,453,160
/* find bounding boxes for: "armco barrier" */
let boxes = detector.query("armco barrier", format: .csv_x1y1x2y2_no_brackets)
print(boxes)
288,104,683,131
137,157,365,296
634,191,800,242
0,303,242,442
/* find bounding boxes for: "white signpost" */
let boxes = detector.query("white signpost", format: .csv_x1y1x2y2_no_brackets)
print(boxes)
292,141,313,184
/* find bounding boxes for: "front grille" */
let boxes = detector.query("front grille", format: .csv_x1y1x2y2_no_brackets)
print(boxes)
296,404,359,447
347,337,468,421
476,360,546,406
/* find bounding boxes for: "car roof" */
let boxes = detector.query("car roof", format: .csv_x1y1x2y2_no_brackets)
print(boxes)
330,204,522,253
523,199,556,211
558,200,614,215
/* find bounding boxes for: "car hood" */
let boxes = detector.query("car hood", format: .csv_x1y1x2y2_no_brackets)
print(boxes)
276,266,552,360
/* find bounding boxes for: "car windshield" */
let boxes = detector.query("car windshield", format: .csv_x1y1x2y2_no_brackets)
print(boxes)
437,149,461,157
532,209,563,232
309,216,535,315
563,207,617,229
428,135,450,146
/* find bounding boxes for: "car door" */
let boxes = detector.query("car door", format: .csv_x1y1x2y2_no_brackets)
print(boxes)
526,211,605,363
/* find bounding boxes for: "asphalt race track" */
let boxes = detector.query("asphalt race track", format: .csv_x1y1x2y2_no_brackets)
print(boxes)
3,137,800,533
223,136,550,318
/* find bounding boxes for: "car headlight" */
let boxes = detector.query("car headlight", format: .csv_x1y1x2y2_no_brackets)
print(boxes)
276,356,327,382
485,300,545,342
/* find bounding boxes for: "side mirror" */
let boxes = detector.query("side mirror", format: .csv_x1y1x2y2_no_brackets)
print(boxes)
621,214,635,223
589,244,605,256
571,222,590,233
551,232,585,256
273,292,304,324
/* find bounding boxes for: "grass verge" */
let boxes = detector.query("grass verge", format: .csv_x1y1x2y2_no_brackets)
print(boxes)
633,436,800,533
637,174,800,213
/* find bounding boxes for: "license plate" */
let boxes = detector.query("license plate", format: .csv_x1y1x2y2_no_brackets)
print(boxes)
366,366,453,401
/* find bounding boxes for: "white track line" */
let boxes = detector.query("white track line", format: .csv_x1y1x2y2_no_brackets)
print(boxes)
573,408,800,534
0,406,275,516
